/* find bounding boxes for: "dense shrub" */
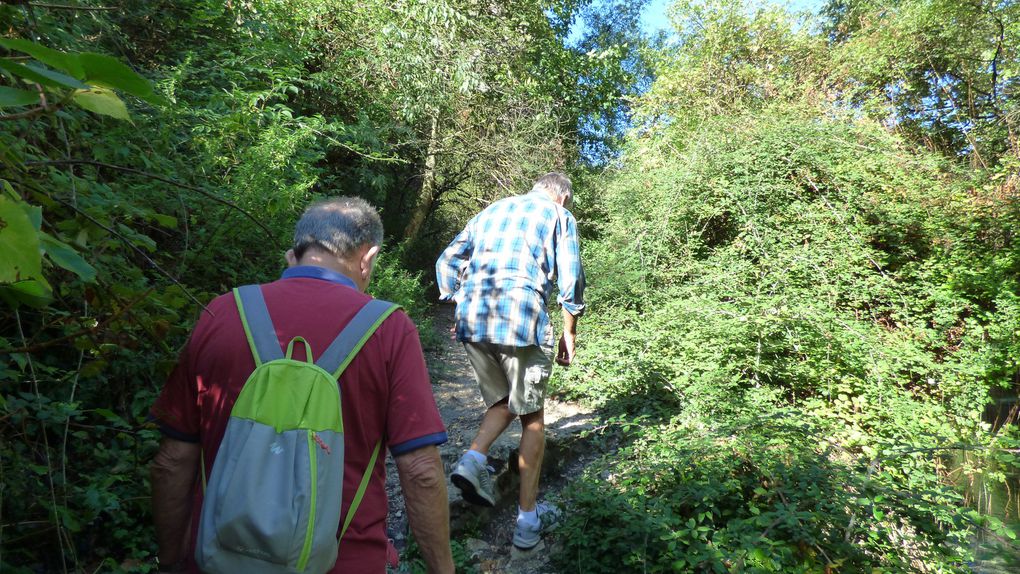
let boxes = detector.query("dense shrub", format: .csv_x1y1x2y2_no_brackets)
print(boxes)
553,105,1020,569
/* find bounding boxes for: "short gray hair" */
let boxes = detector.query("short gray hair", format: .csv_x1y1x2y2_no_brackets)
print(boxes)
532,172,572,200
292,197,383,259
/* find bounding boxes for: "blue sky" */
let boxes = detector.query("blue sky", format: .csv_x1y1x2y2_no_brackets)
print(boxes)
642,0,827,34
567,1,828,45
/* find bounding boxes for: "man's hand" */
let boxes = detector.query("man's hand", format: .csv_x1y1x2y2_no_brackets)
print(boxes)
557,308,579,366
556,332,575,366
395,446,454,574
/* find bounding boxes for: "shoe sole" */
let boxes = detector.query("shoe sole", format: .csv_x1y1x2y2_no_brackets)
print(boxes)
511,539,545,554
512,540,540,551
450,472,496,507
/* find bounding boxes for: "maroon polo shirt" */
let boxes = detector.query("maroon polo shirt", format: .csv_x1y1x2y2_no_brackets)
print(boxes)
151,266,447,573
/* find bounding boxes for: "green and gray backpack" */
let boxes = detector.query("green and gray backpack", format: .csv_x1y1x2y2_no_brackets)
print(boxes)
196,284,399,574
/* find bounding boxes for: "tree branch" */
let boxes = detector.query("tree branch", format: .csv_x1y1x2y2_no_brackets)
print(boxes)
0,103,58,122
15,178,211,313
2,287,152,354
22,159,277,239
24,3,116,11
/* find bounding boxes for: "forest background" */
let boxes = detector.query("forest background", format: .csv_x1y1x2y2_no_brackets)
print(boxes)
1,0,1019,572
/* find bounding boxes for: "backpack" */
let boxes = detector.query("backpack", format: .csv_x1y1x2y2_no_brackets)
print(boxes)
195,284,399,574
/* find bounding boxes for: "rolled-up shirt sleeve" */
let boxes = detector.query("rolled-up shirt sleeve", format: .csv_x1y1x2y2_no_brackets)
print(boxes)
556,212,585,317
435,223,473,301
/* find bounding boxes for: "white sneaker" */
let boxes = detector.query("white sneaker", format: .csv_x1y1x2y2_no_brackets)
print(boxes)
450,455,496,507
513,502,560,550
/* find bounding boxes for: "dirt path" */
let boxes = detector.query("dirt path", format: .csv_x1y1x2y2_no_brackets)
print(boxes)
385,304,599,573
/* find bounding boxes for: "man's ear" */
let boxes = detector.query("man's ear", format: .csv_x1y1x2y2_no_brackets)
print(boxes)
285,249,298,267
360,245,381,281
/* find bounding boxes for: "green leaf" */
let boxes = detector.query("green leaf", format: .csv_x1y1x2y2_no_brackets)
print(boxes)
22,202,41,231
94,408,120,421
0,195,43,283
72,87,130,120
0,86,39,107
79,360,106,378
40,233,97,282
0,59,88,90
0,279,52,308
0,38,84,78
78,53,162,105
151,213,178,228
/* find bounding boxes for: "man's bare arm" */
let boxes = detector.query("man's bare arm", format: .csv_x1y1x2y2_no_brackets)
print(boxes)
151,436,200,570
395,445,454,574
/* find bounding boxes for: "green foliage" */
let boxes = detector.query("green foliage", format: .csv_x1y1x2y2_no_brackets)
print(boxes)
2,0,618,569
399,535,478,574
553,0,1020,569
558,412,982,572
824,0,1020,162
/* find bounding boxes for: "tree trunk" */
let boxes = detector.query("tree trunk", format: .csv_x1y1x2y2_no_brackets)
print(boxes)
404,114,440,241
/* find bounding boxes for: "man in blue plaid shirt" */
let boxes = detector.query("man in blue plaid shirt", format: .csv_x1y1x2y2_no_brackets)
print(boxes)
435,172,585,551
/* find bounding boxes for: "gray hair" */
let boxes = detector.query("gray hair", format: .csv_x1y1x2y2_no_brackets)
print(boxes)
531,172,572,200
292,196,383,259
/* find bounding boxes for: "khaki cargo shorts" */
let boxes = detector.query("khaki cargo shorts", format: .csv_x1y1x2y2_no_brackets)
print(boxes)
463,342,553,415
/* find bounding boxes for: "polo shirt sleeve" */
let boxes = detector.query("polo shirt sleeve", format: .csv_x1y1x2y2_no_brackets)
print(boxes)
385,313,447,456
150,338,201,443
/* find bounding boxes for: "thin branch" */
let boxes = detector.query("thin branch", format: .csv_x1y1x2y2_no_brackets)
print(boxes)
25,3,116,11
21,159,277,238
3,287,151,355
15,309,71,574
0,104,56,121
13,178,212,313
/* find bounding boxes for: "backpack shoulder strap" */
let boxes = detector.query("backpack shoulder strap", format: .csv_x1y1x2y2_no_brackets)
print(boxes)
233,285,285,366
340,439,383,541
315,298,401,378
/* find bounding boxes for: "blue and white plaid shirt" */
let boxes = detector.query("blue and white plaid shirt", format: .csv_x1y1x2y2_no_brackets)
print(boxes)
436,190,585,348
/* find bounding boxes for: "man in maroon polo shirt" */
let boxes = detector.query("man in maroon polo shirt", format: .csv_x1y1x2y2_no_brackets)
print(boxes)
149,197,454,574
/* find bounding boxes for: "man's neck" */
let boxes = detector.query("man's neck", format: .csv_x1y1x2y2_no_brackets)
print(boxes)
294,254,360,288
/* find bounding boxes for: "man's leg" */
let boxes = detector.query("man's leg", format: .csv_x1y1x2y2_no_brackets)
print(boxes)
453,343,514,507
516,408,545,511
469,398,516,456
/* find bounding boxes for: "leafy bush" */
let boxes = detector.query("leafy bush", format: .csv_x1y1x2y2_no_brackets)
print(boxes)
557,412,981,573
555,78,1020,571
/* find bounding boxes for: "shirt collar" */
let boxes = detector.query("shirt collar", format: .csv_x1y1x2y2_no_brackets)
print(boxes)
281,265,357,289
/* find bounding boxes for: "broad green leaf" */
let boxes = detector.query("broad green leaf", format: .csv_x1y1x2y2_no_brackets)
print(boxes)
0,38,84,79
0,60,88,90
72,87,130,120
0,195,42,283
0,86,39,107
40,233,97,282
21,201,41,231
79,53,162,105
0,279,52,308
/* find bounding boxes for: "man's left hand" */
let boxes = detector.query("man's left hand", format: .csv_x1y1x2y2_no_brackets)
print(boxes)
556,332,575,366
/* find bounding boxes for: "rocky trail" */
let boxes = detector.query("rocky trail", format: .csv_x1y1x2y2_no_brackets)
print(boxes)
384,305,602,573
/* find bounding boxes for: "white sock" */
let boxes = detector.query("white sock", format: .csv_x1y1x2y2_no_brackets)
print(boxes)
465,450,486,465
518,506,539,527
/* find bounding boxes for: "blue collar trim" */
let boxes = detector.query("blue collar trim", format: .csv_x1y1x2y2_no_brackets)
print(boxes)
281,265,357,289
